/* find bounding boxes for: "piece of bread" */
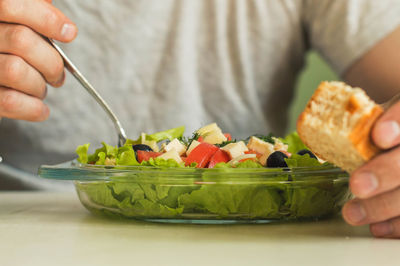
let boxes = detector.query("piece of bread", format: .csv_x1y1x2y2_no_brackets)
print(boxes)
297,81,384,173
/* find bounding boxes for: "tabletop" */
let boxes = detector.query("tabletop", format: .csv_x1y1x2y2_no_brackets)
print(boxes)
0,192,399,266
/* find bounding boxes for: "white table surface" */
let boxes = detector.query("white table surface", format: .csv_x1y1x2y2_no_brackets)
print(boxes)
0,192,399,266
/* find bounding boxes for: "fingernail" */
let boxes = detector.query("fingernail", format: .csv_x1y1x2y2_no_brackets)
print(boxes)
345,201,366,224
372,222,393,237
42,85,48,99
376,121,400,148
352,171,378,198
54,72,65,87
61,23,76,40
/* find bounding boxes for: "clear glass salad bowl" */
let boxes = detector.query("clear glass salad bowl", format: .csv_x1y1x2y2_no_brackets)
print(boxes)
39,161,351,224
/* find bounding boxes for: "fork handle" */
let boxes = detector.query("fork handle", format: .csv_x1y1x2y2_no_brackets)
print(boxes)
47,39,127,146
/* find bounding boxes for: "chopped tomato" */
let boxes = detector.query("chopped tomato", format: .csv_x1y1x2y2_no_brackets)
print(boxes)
197,136,204,142
185,142,219,168
137,150,162,163
208,149,230,168
180,156,187,163
245,150,263,159
223,133,232,141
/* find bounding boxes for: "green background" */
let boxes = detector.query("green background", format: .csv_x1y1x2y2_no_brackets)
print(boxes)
287,52,339,133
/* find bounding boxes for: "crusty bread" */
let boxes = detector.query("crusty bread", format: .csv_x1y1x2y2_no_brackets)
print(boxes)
297,81,384,173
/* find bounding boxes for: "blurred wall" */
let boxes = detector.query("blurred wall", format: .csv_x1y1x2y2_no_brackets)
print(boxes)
287,52,339,133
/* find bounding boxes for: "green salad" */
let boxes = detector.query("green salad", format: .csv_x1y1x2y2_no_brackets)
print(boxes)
74,124,350,221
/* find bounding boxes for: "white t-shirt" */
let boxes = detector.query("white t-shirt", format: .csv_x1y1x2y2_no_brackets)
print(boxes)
0,0,399,190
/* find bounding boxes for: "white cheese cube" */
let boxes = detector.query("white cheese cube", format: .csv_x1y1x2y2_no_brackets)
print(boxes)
104,158,116,166
259,153,269,166
186,140,201,156
160,142,167,151
196,123,221,135
164,138,187,156
221,141,248,159
229,154,257,166
272,137,288,151
247,136,274,155
202,130,227,145
140,133,146,142
140,133,159,152
145,140,159,152
157,149,183,164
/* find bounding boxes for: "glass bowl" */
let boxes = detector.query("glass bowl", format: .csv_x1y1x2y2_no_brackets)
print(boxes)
39,161,351,224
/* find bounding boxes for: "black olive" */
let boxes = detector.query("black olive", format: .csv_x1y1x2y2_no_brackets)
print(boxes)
297,149,317,159
267,151,288,168
132,144,153,152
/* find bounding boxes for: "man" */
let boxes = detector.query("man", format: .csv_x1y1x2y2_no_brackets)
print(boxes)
0,0,399,237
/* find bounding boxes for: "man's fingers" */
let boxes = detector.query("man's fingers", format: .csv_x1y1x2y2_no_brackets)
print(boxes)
372,100,400,149
370,217,400,238
342,187,400,226
0,23,65,86
350,147,400,199
0,54,47,98
0,86,49,121
0,0,77,42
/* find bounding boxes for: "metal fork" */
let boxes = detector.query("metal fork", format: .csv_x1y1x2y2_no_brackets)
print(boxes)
48,39,127,147
382,93,400,110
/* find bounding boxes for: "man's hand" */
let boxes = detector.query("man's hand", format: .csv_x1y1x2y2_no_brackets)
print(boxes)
342,100,400,238
0,0,77,121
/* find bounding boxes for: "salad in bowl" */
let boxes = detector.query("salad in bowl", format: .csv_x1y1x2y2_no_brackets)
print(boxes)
39,123,350,223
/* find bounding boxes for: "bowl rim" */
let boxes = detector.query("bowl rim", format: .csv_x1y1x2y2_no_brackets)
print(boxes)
38,160,349,183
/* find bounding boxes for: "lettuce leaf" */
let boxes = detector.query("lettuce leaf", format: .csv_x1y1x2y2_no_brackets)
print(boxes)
77,181,184,218
280,132,308,154
125,126,185,146
95,152,106,165
76,144,90,164
140,157,185,168
235,160,264,168
211,160,263,169
285,154,321,168
86,142,118,164
148,126,185,142
117,150,138,166
285,178,349,218
177,172,285,218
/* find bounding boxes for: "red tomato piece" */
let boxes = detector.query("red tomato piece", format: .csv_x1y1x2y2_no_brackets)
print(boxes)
208,149,230,168
197,136,204,142
223,133,232,141
185,142,219,168
180,156,187,163
137,150,162,163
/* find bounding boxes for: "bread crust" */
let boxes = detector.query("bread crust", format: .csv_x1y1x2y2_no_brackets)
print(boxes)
349,105,383,160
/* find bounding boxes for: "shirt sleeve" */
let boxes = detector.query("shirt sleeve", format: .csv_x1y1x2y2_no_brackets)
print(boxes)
302,0,400,76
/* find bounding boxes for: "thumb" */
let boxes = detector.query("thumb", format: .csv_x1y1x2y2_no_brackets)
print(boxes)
373,99,400,149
